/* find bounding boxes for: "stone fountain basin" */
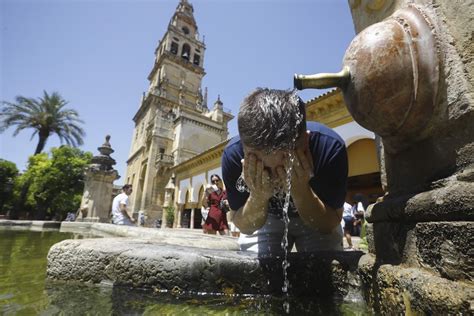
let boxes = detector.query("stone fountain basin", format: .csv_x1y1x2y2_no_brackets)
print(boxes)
47,223,364,297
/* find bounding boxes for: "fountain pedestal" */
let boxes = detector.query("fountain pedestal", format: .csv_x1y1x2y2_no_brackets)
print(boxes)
77,136,120,223
295,1,473,313
347,2,474,314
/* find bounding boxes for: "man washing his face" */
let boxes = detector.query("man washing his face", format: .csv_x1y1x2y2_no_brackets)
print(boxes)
222,88,348,255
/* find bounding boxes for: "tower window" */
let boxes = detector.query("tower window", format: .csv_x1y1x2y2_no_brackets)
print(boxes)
193,54,200,66
170,42,178,55
182,26,189,35
181,43,191,60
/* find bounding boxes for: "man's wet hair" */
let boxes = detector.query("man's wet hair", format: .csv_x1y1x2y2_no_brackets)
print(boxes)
238,88,306,151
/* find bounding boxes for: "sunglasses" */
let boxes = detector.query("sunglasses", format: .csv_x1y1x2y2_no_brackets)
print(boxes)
211,179,221,183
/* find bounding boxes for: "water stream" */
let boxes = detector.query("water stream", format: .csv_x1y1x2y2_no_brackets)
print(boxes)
281,153,292,313
280,94,303,313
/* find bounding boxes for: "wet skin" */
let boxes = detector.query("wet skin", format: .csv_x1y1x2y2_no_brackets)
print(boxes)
234,131,343,234
241,131,313,198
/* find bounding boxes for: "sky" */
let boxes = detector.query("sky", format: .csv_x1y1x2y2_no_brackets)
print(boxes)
0,0,356,181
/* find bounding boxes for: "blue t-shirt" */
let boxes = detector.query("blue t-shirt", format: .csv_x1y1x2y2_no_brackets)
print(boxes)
221,121,348,218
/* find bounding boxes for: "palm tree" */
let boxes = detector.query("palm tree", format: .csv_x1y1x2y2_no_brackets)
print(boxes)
0,91,85,155
0,91,85,219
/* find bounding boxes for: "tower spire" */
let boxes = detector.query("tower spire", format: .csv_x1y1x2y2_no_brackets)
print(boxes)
170,0,197,32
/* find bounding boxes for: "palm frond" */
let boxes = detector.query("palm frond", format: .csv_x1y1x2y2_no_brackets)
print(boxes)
1,91,85,154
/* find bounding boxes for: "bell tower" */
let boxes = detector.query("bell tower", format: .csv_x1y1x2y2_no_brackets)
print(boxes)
126,0,233,225
148,0,206,108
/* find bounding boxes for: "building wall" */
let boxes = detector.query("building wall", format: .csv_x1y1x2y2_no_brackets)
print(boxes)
347,138,380,177
170,141,227,228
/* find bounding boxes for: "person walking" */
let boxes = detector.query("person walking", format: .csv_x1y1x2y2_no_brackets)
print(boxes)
111,184,135,226
342,202,355,250
201,174,229,235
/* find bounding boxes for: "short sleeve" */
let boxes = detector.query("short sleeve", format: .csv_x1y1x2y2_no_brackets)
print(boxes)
222,142,248,211
119,195,129,206
310,143,348,210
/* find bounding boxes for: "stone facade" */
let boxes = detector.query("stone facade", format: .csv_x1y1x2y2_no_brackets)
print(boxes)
170,141,229,228
125,0,233,226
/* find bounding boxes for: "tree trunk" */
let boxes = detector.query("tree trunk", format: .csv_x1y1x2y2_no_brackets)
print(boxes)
34,134,48,155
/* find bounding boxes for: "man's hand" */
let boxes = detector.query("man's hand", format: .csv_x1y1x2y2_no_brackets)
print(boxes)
242,154,273,200
274,132,313,194
233,154,272,234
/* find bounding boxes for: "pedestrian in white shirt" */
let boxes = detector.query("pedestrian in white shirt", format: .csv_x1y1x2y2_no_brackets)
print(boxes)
111,184,135,225
342,202,354,249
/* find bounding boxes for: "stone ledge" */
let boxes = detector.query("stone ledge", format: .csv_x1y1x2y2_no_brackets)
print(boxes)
0,220,61,229
366,220,473,279
366,179,474,222
47,237,364,297
60,222,239,250
415,221,473,281
358,253,474,315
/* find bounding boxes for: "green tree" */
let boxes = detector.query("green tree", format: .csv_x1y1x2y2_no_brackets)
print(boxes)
0,159,19,214
0,91,86,218
17,146,92,220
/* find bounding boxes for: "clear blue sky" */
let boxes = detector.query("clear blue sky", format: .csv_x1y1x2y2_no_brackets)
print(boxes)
0,0,355,181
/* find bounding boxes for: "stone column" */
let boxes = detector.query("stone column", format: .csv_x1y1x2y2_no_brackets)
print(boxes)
190,208,195,229
176,204,184,228
162,175,175,227
77,136,120,223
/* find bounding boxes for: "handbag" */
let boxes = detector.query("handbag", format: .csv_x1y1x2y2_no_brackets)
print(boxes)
219,199,230,213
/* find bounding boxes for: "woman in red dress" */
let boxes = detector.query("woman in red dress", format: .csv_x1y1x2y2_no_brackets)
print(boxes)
201,174,229,235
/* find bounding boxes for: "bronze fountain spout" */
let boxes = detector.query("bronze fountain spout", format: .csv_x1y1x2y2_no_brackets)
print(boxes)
293,4,440,152
294,66,350,90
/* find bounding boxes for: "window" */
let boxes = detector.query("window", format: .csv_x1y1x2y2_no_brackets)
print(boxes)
170,42,178,55
193,54,200,66
181,44,191,60
182,26,189,35
159,148,165,159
